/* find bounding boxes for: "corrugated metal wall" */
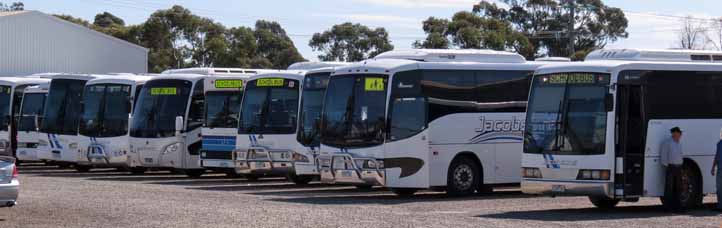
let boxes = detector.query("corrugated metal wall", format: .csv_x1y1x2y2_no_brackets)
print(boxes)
0,11,148,76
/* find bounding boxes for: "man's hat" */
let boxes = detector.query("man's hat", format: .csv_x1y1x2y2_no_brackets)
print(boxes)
670,127,682,133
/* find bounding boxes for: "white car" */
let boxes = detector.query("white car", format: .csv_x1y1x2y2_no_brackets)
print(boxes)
0,156,18,207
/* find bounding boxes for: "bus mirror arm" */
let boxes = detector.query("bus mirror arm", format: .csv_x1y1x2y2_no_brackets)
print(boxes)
605,93,614,112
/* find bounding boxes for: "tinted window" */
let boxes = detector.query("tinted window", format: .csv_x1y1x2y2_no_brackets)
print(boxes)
238,78,300,134
297,72,330,146
80,84,132,137
204,91,242,128
40,79,86,135
0,86,12,131
18,93,46,132
187,80,205,131
130,79,192,138
638,70,722,119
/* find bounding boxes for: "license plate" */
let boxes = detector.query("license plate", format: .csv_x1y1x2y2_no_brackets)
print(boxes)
341,170,353,177
551,185,566,193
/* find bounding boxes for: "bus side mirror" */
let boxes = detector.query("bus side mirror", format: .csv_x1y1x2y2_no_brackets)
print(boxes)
175,116,184,133
605,93,614,112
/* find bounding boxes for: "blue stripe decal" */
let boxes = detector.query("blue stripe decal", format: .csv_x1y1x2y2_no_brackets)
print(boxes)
202,135,236,152
47,134,54,149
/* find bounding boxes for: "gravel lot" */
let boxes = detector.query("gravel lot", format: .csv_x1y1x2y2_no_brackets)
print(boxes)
1,164,721,228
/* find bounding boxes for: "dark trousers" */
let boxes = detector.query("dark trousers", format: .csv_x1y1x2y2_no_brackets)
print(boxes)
663,164,682,208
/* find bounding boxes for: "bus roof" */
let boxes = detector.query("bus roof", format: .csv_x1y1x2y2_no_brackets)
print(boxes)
0,77,50,87
49,74,114,81
535,60,722,76
147,73,207,82
86,75,153,86
374,49,527,63
287,61,350,70
333,58,558,77
161,67,274,75
586,48,722,63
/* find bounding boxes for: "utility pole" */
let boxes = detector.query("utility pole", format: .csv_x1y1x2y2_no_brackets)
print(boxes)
567,0,576,57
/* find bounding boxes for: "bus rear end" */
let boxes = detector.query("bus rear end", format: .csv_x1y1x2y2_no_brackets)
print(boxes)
521,71,615,199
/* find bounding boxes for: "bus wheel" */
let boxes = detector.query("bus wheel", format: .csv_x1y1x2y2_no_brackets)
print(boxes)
662,164,703,210
75,165,92,172
446,156,480,197
184,169,205,178
287,174,313,185
589,196,620,209
391,188,418,197
129,167,147,175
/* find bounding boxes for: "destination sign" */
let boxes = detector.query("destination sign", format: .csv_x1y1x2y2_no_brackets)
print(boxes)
256,78,285,87
215,79,244,89
150,87,177,95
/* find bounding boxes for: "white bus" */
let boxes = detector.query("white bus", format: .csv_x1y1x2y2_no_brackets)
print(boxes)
0,78,52,159
128,74,207,177
36,75,103,168
234,71,314,181
522,49,722,210
317,49,558,196
200,74,252,177
75,75,152,172
15,83,49,162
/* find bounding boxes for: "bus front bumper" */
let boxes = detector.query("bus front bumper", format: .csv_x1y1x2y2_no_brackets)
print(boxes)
234,147,294,175
318,154,385,186
522,179,614,197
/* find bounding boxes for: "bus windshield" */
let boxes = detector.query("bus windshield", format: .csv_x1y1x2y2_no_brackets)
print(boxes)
79,84,131,137
130,79,192,138
0,86,11,131
297,72,330,147
18,93,46,132
238,78,299,135
204,91,242,129
40,79,86,135
524,73,610,155
321,74,387,148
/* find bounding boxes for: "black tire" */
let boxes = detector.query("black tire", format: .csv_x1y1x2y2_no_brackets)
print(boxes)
391,188,418,197
355,185,374,191
589,196,620,209
287,174,313,185
184,169,205,178
661,164,703,210
129,167,147,175
446,156,481,197
75,165,92,172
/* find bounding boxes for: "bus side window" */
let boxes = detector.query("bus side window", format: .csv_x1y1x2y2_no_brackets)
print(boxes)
187,80,205,131
132,84,143,113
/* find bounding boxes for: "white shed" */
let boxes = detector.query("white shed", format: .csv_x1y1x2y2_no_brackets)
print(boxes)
0,10,148,76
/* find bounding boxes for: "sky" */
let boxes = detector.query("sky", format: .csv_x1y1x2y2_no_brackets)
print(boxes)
17,0,722,61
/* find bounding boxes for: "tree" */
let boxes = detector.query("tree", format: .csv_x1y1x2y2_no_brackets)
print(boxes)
54,14,92,27
676,16,708,50
0,1,23,11
471,0,629,58
93,12,125,28
254,20,306,68
705,18,722,50
310,22,394,62
413,17,450,49
415,12,533,57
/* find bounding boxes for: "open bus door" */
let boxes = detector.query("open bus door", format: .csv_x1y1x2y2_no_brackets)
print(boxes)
615,82,645,197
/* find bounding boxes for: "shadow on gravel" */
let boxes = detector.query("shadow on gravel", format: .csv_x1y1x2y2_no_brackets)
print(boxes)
478,203,721,221
265,190,535,205
188,182,334,192
145,177,287,186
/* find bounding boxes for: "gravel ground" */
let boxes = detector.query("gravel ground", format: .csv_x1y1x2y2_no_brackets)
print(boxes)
1,164,721,228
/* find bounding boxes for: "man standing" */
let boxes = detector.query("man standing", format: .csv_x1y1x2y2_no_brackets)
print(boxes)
711,129,722,211
661,127,684,210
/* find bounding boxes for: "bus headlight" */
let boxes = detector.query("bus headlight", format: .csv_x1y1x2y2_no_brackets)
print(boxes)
522,167,542,178
577,169,610,180
163,143,180,154
292,152,309,163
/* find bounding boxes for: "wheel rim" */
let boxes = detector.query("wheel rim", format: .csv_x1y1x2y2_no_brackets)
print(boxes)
453,164,474,191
